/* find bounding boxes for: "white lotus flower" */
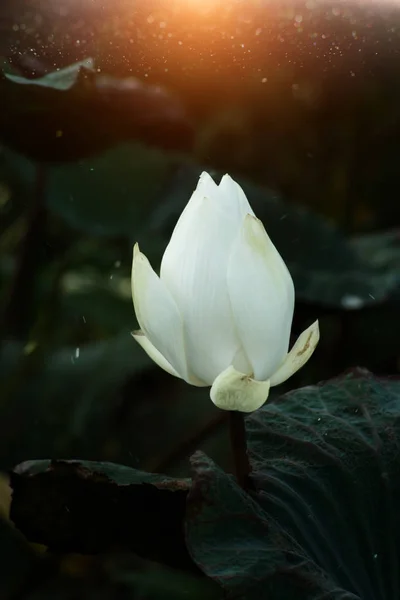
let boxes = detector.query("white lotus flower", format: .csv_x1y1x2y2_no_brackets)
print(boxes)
131,172,319,412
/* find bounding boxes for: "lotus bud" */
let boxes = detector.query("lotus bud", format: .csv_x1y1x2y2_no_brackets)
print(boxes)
131,172,319,412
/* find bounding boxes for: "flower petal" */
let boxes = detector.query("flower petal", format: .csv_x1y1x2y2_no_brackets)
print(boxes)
196,170,220,198
210,365,270,412
227,214,295,381
218,174,255,221
131,244,188,381
160,194,242,385
270,320,320,387
192,172,253,228
131,330,181,378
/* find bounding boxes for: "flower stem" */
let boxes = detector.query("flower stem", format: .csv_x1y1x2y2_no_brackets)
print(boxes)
228,410,251,490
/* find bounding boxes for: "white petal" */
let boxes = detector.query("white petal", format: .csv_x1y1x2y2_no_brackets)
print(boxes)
210,365,270,412
165,173,218,251
218,174,255,221
197,172,254,227
160,195,241,385
131,244,188,380
196,171,219,198
227,214,295,381
131,330,181,378
270,320,320,387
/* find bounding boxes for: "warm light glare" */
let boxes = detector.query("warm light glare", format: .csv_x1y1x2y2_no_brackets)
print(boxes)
171,0,224,10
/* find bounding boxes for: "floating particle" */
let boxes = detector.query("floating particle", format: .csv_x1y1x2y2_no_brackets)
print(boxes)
341,295,364,309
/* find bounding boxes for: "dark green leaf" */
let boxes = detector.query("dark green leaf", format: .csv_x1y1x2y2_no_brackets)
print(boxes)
0,335,148,467
0,334,219,472
0,143,178,236
185,452,338,600
10,459,192,570
46,144,177,236
247,368,400,600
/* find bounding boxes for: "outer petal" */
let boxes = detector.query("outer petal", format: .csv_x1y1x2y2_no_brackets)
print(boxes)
186,172,253,230
196,170,220,199
131,330,181,378
227,214,295,381
218,174,255,221
131,244,188,381
270,320,320,387
160,193,242,385
210,365,270,412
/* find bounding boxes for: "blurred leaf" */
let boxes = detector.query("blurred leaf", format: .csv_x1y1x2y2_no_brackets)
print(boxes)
335,231,400,372
11,459,192,570
247,368,400,600
147,165,400,309
105,557,221,600
0,516,43,599
47,144,177,236
350,229,400,286
0,148,35,237
60,286,132,338
0,330,224,477
25,554,221,600
0,143,178,236
4,58,95,90
0,59,193,162
0,335,147,466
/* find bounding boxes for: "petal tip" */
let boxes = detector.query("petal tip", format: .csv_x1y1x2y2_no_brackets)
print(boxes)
219,173,232,184
131,329,143,338
297,320,320,357
313,319,320,338
270,319,320,387
242,213,271,257
198,171,216,187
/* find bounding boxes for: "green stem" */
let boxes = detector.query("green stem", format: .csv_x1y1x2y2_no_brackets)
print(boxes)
228,410,251,490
